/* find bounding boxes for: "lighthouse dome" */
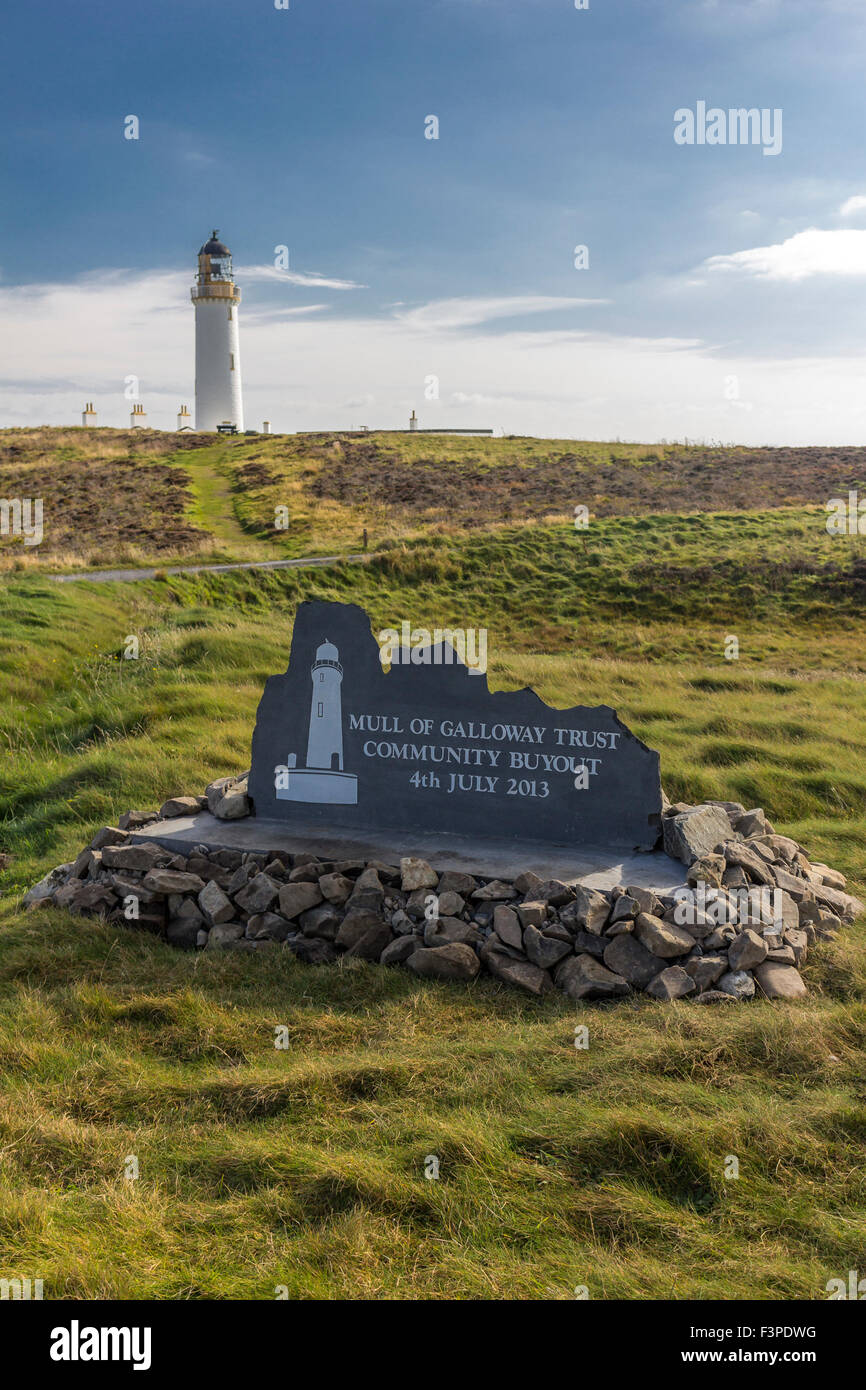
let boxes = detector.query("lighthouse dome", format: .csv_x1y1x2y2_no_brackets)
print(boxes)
316,639,340,663
199,232,231,257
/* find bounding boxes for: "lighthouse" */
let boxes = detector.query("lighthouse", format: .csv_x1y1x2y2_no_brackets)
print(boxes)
275,636,358,805
191,230,244,431
306,639,345,771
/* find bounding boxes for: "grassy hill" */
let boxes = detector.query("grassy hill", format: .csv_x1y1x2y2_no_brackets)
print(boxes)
0,429,865,1299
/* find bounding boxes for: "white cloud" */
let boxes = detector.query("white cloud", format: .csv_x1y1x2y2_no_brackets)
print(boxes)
703,227,866,281
839,195,866,218
393,295,608,331
3,266,866,444
238,265,365,290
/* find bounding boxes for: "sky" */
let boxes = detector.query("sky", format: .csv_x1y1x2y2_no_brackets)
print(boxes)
2,0,866,442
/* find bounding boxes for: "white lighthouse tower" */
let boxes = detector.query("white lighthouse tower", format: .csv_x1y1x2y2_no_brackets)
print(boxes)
275,637,358,805
191,230,244,432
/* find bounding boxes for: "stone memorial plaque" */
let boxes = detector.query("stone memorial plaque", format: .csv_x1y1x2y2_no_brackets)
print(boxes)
249,601,662,850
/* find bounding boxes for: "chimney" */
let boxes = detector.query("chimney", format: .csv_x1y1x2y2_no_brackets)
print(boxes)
409,410,418,432
177,404,192,431
81,402,97,428
130,403,147,429
262,420,270,434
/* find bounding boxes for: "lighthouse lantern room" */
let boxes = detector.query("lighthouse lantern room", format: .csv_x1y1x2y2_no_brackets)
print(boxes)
191,230,244,432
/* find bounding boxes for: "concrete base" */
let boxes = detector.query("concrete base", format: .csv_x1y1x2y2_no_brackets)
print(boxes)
133,810,687,893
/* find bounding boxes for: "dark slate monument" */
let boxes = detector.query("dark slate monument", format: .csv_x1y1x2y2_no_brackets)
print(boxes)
249,601,662,851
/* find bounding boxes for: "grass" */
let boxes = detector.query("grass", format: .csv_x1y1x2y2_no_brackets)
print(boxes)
0,431,865,1298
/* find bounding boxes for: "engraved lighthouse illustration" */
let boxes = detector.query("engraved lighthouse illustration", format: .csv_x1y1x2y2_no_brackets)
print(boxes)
277,639,358,804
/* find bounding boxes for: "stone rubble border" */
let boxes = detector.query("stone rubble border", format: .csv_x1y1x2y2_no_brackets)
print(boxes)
21,776,864,1003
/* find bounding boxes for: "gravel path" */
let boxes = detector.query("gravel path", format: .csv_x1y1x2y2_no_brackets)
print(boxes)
49,553,368,584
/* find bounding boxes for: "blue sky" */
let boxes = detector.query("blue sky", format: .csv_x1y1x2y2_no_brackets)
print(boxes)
3,0,866,440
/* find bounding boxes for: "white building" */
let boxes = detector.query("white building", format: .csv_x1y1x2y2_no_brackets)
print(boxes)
191,231,244,431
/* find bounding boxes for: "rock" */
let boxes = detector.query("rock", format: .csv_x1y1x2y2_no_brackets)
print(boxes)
687,854,726,889
117,810,158,830
213,786,250,820
344,920,393,961
513,869,544,897
623,885,663,917
480,936,525,966
710,800,746,825
173,897,206,926
437,890,465,918
233,872,281,915
198,879,235,926
812,881,864,923
390,909,415,935
784,927,809,964
516,900,546,929
610,894,639,923
405,889,431,920
717,969,756,1000
354,866,385,894
523,923,571,969
574,930,607,960
159,796,201,819
438,870,478,897
70,848,96,879
277,881,323,920
406,943,480,982
560,885,610,934
166,917,203,949
400,857,438,891
487,954,551,996
604,919,634,939
300,903,343,940
766,945,796,964
662,804,731,865
634,912,694,958
722,865,749,890
288,936,336,965
754,961,808,999
89,827,129,851
694,989,738,1005
811,862,847,890
493,904,523,951
425,917,478,947
141,869,205,896
23,864,71,907
683,953,728,992
533,879,574,907
646,966,696,1001
245,912,290,941
54,881,117,915
735,808,772,837
336,910,389,951
724,843,774,886
471,879,517,901
555,953,629,1001
727,928,768,972
287,862,322,883
380,936,419,967
603,933,667,988
102,843,169,872
205,923,245,949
